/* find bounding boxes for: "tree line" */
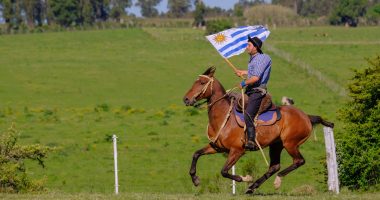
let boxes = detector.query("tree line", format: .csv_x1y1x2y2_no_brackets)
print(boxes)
0,0,195,32
272,0,380,26
0,0,379,33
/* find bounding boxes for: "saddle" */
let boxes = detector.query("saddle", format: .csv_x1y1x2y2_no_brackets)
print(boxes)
228,92,281,127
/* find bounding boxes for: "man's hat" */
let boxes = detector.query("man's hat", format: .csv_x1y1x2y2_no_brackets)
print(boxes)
248,36,263,54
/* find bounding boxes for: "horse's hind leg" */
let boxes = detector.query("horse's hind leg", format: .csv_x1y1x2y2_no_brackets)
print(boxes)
273,144,305,189
190,144,217,186
246,142,283,194
220,148,245,182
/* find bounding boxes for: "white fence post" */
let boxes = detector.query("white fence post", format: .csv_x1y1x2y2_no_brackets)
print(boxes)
323,127,339,194
232,165,236,195
112,134,119,195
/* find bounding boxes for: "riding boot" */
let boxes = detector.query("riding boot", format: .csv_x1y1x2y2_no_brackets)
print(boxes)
245,127,257,150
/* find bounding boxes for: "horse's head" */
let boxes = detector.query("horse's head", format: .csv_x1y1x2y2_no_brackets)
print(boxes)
183,67,216,106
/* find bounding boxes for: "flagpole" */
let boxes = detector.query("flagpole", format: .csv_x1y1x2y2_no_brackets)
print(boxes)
224,58,238,73
224,58,246,79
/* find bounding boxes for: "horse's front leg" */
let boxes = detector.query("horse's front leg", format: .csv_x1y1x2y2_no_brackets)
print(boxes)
221,148,248,182
190,144,217,186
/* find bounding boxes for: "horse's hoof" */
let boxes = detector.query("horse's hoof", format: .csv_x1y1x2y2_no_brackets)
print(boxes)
192,175,200,186
274,176,282,189
245,188,254,194
242,175,253,182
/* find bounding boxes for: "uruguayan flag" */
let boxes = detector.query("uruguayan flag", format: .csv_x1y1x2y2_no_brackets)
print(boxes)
206,25,270,58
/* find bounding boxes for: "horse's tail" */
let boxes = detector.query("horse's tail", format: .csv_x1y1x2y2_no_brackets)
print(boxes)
308,115,334,128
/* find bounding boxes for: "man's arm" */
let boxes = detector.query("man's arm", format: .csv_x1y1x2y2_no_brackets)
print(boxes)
235,70,248,77
245,76,259,86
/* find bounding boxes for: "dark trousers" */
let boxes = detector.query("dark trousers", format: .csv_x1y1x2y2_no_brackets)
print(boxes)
244,92,265,128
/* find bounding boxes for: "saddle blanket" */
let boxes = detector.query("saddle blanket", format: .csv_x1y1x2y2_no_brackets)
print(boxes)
234,107,276,122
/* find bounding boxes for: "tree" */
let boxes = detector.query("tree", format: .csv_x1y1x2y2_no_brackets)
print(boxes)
92,0,109,22
0,0,23,32
167,0,191,17
193,0,205,27
204,6,230,18
22,0,40,28
110,0,131,21
136,0,161,18
50,0,80,27
272,0,302,14
337,56,380,190
79,0,95,25
299,0,338,17
233,0,264,17
366,3,380,24
329,0,368,27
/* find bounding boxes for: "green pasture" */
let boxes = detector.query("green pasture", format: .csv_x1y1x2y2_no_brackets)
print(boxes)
268,26,380,87
0,26,379,197
1,190,380,200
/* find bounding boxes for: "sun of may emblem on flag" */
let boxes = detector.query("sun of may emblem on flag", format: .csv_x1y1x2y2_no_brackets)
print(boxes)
213,33,227,44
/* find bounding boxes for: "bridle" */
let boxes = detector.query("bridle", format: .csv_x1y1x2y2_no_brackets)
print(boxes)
190,75,214,104
190,74,234,109
188,74,238,144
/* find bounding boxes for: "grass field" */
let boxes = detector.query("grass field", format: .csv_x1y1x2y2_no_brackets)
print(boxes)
0,26,379,197
1,191,380,200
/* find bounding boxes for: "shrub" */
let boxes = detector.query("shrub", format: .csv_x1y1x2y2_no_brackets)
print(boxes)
244,4,300,27
205,19,233,35
184,107,200,116
366,3,380,25
0,125,54,192
337,56,380,190
94,103,110,112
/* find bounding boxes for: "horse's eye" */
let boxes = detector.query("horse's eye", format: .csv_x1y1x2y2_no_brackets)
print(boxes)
200,81,206,85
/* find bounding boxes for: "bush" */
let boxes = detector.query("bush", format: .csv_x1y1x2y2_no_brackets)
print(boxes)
205,19,233,35
0,125,54,192
366,3,380,25
244,4,300,27
337,56,380,190
94,103,110,112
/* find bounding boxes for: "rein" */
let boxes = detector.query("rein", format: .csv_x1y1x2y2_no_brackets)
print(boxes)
207,88,234,108
207,98,235,143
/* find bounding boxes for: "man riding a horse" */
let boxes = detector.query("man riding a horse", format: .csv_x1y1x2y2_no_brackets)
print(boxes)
235,36,272,150
183,34,334,194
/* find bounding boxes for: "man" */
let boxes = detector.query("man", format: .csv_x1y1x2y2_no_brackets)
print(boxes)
235,36,272,150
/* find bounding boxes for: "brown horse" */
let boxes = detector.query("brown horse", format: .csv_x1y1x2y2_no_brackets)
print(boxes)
183,67,334,194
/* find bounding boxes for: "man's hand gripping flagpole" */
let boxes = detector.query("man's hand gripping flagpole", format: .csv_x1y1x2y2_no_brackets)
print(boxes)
205,25,271,166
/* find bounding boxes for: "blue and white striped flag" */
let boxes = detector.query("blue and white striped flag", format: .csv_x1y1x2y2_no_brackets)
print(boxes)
206,25,270,58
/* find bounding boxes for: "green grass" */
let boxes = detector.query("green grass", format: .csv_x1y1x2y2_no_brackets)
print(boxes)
1,191,379,200
268,26,380,86
0,26,379,196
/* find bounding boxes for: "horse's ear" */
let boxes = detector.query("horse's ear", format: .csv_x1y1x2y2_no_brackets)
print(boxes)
203,66,216,77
